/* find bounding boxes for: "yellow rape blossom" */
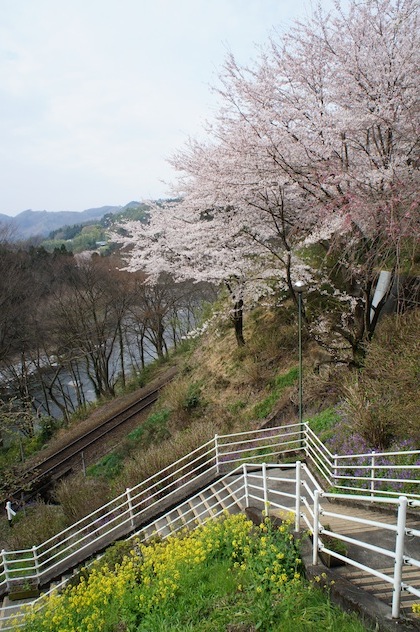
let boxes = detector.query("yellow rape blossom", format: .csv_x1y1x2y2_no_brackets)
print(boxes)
22,512,302,632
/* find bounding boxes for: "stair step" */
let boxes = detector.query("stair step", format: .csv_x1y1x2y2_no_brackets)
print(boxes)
209,480,243,513
0,594,35,630
136,476,245,547
197,491,215,514
341,565,420,609
220,480,245,511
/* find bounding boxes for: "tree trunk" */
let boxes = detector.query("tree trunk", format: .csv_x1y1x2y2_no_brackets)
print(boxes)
232,299,245,347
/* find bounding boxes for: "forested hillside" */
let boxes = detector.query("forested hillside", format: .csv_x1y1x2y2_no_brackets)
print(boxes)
0,206,120,240
0,233,213,436
41,201,151,254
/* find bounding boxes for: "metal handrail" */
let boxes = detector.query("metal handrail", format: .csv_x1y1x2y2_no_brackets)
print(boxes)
1,421,420,599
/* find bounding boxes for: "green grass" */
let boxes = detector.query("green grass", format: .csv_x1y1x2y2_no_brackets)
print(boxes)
306,408,341,442
126,409,171,446
86,452,124,479
253,366,299,419
87,409,171,480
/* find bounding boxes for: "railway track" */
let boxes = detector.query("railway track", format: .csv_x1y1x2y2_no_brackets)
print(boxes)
4,371,175,503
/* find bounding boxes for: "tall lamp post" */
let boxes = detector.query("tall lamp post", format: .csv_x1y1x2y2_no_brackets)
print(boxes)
293,281,306,447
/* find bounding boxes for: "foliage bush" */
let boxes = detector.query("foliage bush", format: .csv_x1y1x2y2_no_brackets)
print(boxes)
159,377,206,429
87,452,125,480
342,311,420,449
127,409,171,447
324,421,420,495
182,381,204,411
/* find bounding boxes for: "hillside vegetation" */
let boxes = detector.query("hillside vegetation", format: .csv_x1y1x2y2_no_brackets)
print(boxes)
41,201,150,254
1,0,418,550
1,297,418,550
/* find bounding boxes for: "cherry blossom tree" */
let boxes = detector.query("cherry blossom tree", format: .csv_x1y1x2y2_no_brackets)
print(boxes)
117,0,419,362
203,0,419,360
281,0,419,300
114,199,284,346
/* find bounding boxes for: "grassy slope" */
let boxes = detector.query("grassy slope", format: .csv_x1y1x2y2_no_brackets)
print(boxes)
2,302,418,631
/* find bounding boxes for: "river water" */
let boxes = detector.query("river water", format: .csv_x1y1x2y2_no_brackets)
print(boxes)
0,336,160,424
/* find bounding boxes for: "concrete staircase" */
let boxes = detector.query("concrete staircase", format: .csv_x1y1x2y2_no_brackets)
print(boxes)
140,475,245,540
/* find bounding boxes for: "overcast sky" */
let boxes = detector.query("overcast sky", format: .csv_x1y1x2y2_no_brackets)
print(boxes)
1,0,326,216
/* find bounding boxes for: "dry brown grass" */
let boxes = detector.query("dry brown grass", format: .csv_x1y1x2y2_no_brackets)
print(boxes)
54,476,112,524
302,346,349,415
116,418,220,490
0,502,67,550
168,305,299,429
342,310,420,448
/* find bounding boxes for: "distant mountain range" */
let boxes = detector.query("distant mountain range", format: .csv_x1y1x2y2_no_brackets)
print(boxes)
0,203,138,240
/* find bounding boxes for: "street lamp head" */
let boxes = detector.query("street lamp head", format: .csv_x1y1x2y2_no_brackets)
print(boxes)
293,280,306,293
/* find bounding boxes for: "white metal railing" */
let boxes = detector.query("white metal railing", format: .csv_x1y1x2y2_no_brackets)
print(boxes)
0,466,249,630
238,463,420,621
304,424,420,499
216,423,302,469
312,490,420,619
2,460,420,629
1,421,420,613
0,426,304,596
1,437,218,593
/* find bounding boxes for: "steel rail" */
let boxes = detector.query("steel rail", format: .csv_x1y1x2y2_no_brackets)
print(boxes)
4,379,173,502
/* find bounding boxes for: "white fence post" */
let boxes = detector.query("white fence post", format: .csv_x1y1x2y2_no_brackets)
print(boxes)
370,451,376,498
302,422,308,456
1,549,10,591
214,434,220,474
392,496,407,619
295,461,301,532
243,463,249,507
312,490,320,565
126,487,135,529
333,455,338,487
32,545,40,585
262,463,269,517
